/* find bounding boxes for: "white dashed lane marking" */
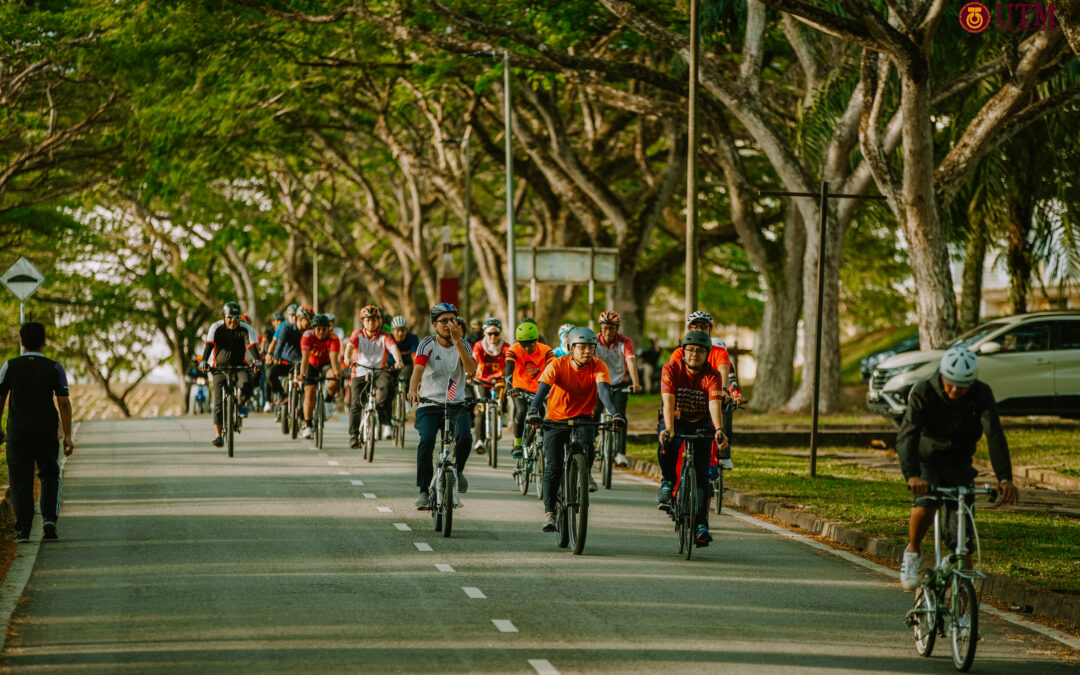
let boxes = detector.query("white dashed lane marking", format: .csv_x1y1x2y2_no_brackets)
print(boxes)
529,660,559,675
376,506,392,513
492,619,518,633
362,493,376,499
435,564,454,572
350,480,365,486
462,587,486,599
393,523,412,531
414,543,433,552
327,461,340,466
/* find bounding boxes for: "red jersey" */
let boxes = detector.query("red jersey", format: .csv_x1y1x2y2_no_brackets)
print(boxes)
300,330,341,367
539,355,610,421
472,340,509,384
506,342,555,392
660,359,725,423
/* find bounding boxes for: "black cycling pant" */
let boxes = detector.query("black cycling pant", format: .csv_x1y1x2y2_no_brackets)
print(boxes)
267,362,291,401
658,418,713,528
542,417,596,514
212,369,253,426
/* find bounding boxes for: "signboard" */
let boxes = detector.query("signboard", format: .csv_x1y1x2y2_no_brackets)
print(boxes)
515,247,618,283
1,257,45,301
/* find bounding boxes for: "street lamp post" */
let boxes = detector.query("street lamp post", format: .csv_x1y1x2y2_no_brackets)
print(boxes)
503,50,517,332
684,0,700,316
443,134,473,323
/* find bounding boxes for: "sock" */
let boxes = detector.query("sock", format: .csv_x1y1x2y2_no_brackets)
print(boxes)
514,437,522,446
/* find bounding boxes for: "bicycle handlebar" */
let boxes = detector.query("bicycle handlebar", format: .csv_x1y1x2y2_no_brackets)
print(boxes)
208,365,254,374
541,419,614,430
418,396,484,407
930,484,998,503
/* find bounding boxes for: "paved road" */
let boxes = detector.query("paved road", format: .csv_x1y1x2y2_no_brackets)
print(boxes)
3,415,1077,673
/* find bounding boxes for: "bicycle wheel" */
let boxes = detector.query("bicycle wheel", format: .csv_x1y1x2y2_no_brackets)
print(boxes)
912,582,937,657
433,475,443,532
364,411,376,462
601,430,613,489
280,394,290,434
224,394,235,458
519,457,531,496
568,452,589,555
486,404,497,468
534,446,544,499
684,466,698,559
290,389,300,439
442,471,454,538
713,469,724,515
950,577,978,671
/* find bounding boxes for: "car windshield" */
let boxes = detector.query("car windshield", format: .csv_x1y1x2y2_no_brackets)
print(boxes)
947,322,1006,349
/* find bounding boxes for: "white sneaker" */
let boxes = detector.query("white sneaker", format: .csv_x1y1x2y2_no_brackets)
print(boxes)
382,424,393,440
900,551,921,591
614,452,629,467
720,458,734,470
301,425,313,439
262,402,272,413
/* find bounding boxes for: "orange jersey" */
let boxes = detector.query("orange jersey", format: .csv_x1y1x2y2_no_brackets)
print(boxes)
506,342,554,392
539,355,610,421
472,340,509,384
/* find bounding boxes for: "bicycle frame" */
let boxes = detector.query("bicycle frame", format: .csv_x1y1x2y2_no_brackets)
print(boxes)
420,396,480,537
209,365,251,458
542,418,613,555
669,428,716,559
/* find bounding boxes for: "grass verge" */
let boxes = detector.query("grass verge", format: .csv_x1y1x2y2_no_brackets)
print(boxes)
626,440,1080,595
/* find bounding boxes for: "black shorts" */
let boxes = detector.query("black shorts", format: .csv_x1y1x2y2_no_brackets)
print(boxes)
303,364,333,387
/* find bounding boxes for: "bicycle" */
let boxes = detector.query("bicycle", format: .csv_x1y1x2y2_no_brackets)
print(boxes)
597,382,631,489
208,365,252,458
471,379,504,468
391,371,408,448
905,484,997,672
541,418,613,555
666,427,720,560
353,365,393,461
309,372,339,450
713,399,742,515
419,396,480,538
509,389,542,497
284,364,303,438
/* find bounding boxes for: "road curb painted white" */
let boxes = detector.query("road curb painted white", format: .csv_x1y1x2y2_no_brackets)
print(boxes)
0,421,79,653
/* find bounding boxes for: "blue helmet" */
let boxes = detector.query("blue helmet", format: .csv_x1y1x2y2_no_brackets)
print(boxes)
430,302,458,323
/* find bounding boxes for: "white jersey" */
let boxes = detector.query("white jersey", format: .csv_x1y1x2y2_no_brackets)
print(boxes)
414,336,470,407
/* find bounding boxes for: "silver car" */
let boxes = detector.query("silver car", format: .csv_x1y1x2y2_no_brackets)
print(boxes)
866,311,1080,421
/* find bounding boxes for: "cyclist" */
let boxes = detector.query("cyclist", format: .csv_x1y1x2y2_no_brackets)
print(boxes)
471,317,509,454
299,313,343,438
656,330,729,546
269,306,312,414
387,315,420,411
595,311,641,470
897,346,1018,590
199,302,261,447
668,311,745,470
552,323,574,357
504,320,555,459
407,302,478,509
344,305,404,447
526,327,625,532
466,319,484,346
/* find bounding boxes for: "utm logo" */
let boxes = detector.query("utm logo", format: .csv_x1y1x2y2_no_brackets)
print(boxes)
960,2,991,32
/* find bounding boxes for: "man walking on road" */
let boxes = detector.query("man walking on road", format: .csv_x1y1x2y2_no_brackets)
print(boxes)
0,322,74,543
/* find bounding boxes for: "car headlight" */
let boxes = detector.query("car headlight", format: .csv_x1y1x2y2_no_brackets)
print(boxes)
875,362,929,380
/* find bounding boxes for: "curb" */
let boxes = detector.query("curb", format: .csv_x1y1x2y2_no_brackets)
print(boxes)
623,455,1080,631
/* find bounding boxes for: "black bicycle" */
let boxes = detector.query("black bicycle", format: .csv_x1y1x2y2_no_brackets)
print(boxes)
509,389,542,497
208,365,253,458
311,372,340,450
667,427,721,559
419,396,480,538
597,382,631,489
541,418,614,555
713,400,742,514
281,363,302,437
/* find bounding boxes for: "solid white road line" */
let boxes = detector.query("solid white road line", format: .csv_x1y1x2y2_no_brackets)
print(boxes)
529,659,560,675
414,542,433,552
492,619,518,633
435,564,454,572
393,523,412,531
462,587,486,599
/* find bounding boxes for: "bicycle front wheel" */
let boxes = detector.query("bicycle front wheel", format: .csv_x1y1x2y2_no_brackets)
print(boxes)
486,405,498,468
290,390,300,439
713,470,724,515
568,452,589,555
913,582,937,657
681,469,697,560
225,395,235,458
601,431,613,489
442,472,455,538
364,411,376,462
519,457,531,496
280,395,290,434
535,448,544,500
950,577,978,671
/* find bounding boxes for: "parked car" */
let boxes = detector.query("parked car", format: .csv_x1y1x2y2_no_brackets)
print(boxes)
866,311,1080,421
860,334,920,382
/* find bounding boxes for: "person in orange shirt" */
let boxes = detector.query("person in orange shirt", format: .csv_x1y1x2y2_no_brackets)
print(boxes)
527,327,625,532
504,320,554,459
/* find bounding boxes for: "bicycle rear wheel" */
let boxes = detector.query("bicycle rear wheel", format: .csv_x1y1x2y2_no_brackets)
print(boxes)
534,445,544,499
912,582,937,657
950,577,978,671
442,472,455,538
225,395,235,458
568,452,589,555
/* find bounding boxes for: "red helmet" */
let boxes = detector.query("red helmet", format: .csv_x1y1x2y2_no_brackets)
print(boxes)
296,305,314,320
598,311,621,326
360,305,381,319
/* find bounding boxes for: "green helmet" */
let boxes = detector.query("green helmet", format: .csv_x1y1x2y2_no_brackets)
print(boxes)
515,321,540,342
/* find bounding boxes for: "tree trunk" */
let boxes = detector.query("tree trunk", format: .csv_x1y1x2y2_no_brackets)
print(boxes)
611,264,645,350
959,223,987,331
1006,193,1035,313
1057,0,1080,57
81,355,132,418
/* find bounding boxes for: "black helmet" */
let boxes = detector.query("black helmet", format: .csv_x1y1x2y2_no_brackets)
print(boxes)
311,313,332,328
223,302,242,317
430,302,458,323
567,327,598,347
682,330,712,350
271,311,285,321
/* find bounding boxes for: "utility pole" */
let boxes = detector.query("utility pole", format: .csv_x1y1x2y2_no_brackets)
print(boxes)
443,134,473,323
684,0,700,316
504,50,517,332
758,183,885,477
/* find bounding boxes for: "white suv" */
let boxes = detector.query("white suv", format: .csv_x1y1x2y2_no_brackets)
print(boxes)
866,311,1080,421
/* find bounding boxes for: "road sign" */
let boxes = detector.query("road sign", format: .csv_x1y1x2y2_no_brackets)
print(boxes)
1,257,45,301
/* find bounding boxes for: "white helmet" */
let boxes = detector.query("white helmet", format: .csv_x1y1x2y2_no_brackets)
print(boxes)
940,347,977,386
711,337,727,350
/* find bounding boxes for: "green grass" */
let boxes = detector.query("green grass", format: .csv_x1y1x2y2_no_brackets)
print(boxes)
627,393,883,427
838,326,917,385
982,428,1080,477
626,440,1080,595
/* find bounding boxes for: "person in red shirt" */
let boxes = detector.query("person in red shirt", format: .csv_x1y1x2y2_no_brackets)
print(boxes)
299,314,343,438
657,330,729,546
471,317,509,454
504,320,554,459
526,327,625,532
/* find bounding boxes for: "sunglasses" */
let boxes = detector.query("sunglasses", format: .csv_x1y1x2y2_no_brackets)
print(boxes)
434,318,456,325
226,315,241,320
486,331,501,336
